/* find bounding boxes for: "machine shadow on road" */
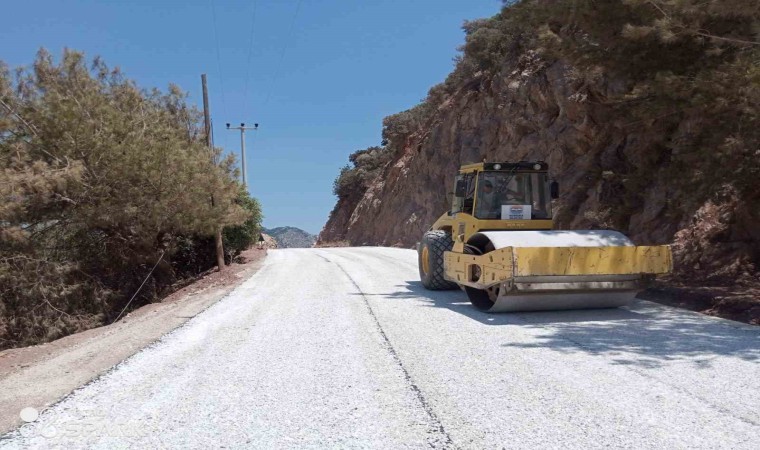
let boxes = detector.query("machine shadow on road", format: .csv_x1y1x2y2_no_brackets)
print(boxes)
381,280,647,325
371,281,760,369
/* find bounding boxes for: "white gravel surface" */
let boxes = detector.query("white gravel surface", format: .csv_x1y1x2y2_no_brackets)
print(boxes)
1,247,758,449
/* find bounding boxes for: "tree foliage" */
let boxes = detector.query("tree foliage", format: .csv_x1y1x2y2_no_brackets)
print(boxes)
332,146,392,200
223,188,263,261
0,49,259,349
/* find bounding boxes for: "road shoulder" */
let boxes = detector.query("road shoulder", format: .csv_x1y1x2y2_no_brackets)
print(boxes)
0,249,268,435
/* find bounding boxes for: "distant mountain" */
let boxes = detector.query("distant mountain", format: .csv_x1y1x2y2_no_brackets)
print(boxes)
263,227,317,249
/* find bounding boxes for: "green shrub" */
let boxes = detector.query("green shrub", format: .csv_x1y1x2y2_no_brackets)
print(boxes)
223,189,264,260
332,146,392,200
0,49,255,349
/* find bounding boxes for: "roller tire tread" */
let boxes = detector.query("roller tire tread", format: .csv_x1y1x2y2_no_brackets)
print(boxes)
419,230,458,290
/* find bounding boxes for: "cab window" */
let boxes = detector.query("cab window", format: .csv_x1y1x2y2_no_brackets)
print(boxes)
451,173,475,215
473,171,552,220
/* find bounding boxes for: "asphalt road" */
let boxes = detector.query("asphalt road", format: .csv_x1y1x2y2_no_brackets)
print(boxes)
2,248,758,449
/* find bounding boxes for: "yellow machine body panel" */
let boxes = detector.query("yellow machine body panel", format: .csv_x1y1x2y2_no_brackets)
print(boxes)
444,245,672,289
457,162,487,173
431,212,553,252
444,249,515,287
512,245,672,277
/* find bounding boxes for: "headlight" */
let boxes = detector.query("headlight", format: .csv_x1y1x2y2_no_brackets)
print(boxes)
493,164,502,170
533,163,542,170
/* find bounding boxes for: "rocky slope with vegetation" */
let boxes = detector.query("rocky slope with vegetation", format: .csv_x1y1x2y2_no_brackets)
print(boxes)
264,227,316,248
0,50,263,349
319,1,759,310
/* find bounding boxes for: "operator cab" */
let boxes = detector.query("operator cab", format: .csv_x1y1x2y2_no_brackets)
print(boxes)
451,161,558,220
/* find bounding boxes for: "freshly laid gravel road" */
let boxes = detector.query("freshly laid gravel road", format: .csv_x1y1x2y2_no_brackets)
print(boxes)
2,247,758,449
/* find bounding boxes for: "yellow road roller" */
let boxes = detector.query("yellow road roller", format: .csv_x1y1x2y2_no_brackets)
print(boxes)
418,161,672,312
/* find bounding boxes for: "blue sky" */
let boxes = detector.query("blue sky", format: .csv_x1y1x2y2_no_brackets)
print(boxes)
1,0,501,234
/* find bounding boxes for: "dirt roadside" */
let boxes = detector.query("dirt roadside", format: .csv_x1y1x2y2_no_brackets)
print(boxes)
0,249,268,435
640,281,760,326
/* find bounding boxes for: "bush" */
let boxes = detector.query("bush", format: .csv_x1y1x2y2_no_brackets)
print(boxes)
332,146,392,200
381,104,433,148
223,189,264,260
0,49,255,349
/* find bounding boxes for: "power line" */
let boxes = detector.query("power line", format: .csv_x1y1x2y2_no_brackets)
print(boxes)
209,0,230,150
242,0,259,116
112,250,165,324
263,0,303,107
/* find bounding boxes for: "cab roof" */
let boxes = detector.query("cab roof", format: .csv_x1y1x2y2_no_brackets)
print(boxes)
458,161,548,174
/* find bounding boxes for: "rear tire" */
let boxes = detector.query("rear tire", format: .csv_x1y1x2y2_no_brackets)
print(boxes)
418,230,458,290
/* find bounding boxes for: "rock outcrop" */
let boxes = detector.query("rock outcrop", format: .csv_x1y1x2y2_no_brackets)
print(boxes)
259,233,278,249
318,54,758,285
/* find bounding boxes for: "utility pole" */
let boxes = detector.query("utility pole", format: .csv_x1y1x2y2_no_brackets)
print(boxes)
202,74,212,148
226,122,258,188
201,74,226,272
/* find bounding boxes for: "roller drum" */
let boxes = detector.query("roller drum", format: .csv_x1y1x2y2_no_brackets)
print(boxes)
464,230,644,312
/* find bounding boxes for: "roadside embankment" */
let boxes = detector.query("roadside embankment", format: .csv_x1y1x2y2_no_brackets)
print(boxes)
0,249,267,435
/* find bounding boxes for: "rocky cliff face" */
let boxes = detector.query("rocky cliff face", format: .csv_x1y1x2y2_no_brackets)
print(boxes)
260,233,278,249
318,52,759,285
